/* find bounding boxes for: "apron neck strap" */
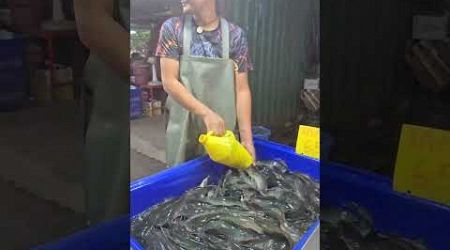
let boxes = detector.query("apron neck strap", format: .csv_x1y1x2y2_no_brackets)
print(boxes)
183,15,230,59
221,18,230,59
183,15,193,57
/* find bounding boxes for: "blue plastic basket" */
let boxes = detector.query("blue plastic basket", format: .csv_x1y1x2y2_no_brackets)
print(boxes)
130,139,320,250
321,162,450,250
0,35,27,110
0,36,26,71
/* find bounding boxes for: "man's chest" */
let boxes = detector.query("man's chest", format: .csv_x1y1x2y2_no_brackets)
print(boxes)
176,29,225,58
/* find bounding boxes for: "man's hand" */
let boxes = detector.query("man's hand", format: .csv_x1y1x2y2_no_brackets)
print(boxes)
201,110,225,136
160,57,228,137
241,140,256,160
161,57,226,135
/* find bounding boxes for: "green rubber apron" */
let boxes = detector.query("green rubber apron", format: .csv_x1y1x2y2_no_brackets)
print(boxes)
166,15,237,166
83,0,129,225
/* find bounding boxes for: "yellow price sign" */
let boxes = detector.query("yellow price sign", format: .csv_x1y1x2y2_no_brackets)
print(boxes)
393,124,450,205
296,125,320,160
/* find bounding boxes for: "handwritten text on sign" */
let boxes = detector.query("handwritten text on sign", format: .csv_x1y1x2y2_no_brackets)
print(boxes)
296,125,320,160
394,124,450,206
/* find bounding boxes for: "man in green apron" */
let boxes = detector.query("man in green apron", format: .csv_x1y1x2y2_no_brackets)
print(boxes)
156,0,255,165
74,0,130,225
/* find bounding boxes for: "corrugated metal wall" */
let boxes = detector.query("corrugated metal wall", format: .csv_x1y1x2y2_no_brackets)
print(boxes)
322,0,444,131
321,0,415,131
222,0,319,127
321,0,445,173
320,0,416,173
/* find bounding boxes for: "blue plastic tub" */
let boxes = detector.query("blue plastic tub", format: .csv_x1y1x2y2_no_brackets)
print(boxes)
33,216,129,250
321,162,450,250
36,144,450,250
130,139,320,250
252,125,271,140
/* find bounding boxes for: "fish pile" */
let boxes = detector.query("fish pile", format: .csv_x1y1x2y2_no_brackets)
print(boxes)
321,203,428,250
131,160,319,250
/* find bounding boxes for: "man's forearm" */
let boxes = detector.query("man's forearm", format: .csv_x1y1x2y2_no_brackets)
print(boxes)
160,58,212,118
74,0,130,78
236,86,253,143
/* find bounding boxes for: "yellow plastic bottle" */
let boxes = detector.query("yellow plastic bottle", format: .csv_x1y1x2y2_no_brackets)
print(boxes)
198,130,254,170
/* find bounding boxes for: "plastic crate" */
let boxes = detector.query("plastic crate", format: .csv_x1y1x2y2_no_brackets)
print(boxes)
0,69,27,92
0,35,27,106
321,162,450,250
0,34,25,70
130,139,320,250
0,69,27,110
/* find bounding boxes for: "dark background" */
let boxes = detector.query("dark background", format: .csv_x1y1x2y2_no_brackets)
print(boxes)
321,0,449,176
0,0,87,248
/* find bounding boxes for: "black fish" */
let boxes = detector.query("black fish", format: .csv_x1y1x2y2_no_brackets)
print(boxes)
321,203,428,250
131,160,320,250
